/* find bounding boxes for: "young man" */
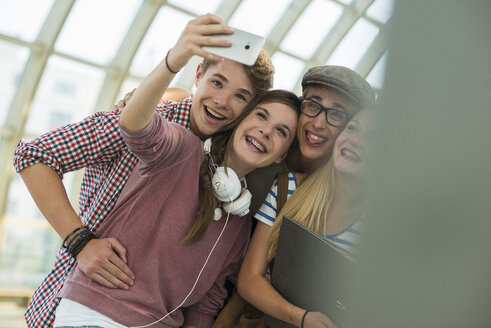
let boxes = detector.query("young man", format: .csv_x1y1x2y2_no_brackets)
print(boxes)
14,14,274,328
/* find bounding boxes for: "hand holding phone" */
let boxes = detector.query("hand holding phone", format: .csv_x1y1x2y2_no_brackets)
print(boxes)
203,28,265,66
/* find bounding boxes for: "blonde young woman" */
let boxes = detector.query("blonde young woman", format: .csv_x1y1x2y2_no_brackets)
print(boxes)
237,66,376,328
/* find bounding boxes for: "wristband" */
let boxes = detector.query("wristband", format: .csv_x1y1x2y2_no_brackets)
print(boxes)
301,310,310,328
62,225,85,248
165,48,181,74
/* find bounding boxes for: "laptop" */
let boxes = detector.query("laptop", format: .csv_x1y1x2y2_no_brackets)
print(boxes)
263,216,357,328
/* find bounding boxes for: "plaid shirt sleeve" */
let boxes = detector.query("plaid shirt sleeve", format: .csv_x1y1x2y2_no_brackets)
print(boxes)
14,111,126,177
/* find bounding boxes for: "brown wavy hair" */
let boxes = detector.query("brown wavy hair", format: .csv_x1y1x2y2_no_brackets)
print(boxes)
183,89,300,244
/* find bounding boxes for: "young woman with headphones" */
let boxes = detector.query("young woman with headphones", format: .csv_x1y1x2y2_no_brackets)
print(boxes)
50,22,300,327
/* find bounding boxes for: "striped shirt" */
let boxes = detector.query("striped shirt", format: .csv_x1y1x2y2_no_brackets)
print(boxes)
13,97,192,328
254,171,361,254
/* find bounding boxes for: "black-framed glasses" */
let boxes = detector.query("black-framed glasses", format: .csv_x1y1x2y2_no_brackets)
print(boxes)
299,96,352,127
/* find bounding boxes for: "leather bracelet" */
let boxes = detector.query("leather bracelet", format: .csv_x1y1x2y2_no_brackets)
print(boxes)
301,310,310,328
165,48,181,74
62,225,86,248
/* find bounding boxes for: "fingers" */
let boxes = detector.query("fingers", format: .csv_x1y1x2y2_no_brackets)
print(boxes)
192,12,225,26
124,88,136,105
308,311,337,328
113,88,136,112
169,14,235,67
76,238,135,290
109,237,128,263
115,98,126,112
95,254,135,289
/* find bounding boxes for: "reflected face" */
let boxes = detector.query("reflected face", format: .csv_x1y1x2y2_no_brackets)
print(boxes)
297,85,359,168
333,109,376,177
231,101,298,172
191,59,255,138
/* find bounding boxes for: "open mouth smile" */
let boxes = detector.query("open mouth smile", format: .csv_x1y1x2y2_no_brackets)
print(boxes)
305,130,328,145
205,106,226,121
246,136,266,153
341,148,361,162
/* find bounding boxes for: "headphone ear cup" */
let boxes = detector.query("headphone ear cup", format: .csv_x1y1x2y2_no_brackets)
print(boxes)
222,189,252,216
211,167,242,202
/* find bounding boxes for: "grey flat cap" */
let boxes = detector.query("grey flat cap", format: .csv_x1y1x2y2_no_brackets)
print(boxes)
302,65,376,106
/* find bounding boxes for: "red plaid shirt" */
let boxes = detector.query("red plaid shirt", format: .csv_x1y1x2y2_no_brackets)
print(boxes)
13,97,192,328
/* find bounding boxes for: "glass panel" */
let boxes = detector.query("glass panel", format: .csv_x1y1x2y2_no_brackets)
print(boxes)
25,56,105,136
326,18,379,69
337,0,354,4
1,172,76,288
366,0,394,24
366,51,388,90
0,41,29,125
228,0,292,37
0,0,54,42
272,52,305,91
131,7,193,76
167,0,221,16
55,0,140,65
280,0,343,59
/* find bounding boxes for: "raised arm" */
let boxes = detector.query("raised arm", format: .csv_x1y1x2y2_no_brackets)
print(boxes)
120,14,233,131
237,221,336,328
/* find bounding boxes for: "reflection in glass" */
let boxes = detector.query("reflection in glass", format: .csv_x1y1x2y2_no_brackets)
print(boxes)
0,0,53,42
326,18,379,69
131,7,192,77
55,0,140,65
0,41,29,125
228,0,292,37
272,52,305,91
25,56,105,136
280,0,342,59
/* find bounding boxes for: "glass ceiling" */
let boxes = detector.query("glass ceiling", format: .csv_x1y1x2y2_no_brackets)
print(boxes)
0,0,393,291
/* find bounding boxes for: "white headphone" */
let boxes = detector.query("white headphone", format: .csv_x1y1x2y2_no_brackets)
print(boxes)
204,138,252,220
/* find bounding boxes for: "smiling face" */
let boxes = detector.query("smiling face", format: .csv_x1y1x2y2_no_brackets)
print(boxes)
333,109,375,177
190,59,255,139
228,101,298,176
297,85,360,171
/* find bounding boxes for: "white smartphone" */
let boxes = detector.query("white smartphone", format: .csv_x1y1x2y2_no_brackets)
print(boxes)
203,27,265,66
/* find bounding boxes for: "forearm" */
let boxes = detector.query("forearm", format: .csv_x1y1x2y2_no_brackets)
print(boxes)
237,272,305,327
237,221,306,327
19,163,84,239
120,58,176,131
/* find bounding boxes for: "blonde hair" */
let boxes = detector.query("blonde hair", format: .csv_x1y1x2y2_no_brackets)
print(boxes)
266,159,335,263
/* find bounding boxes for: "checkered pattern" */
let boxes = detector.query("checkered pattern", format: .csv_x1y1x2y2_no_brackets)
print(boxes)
13,98,192,328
